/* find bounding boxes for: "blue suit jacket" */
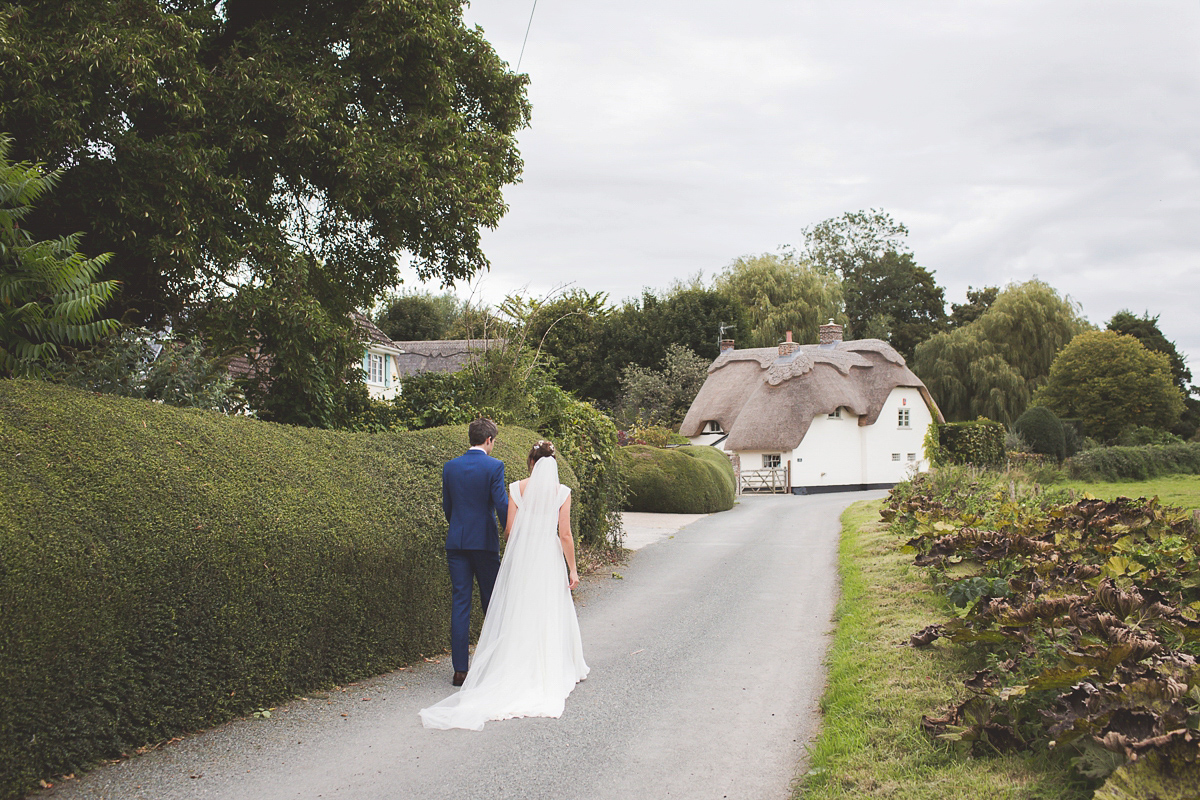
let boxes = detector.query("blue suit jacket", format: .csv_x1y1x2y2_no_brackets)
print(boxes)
442,449,510,552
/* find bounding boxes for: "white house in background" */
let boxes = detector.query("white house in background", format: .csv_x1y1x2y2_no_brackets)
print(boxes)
351,313,502,401
679,321,944,494
352,313,403,401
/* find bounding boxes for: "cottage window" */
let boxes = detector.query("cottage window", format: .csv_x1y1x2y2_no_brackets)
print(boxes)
763,453,781,468
827,408,842,419
706,420,723,433
891,453,901,461
898,408,911,428
368,353,385,383
907,453,917,462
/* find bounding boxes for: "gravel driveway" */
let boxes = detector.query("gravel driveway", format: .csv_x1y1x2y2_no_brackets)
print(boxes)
34,491,882,800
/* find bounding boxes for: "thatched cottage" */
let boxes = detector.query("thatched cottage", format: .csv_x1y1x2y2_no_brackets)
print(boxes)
679,322,943,494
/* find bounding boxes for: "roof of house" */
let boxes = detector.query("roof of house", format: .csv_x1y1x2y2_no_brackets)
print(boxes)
679,339,944,452
391,338,502,377
351,311,400,351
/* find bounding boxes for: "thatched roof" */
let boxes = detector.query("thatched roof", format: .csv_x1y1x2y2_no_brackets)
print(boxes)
679,339,944,452
392,338,502,377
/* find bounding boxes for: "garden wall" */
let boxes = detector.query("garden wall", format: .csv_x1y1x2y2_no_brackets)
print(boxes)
0,380,573,799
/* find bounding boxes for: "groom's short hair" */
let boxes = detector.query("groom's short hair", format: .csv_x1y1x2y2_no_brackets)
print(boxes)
468,417,498,446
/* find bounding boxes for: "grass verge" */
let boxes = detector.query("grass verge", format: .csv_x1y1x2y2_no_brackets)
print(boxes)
1053,473,1200,512
794,500,1088,800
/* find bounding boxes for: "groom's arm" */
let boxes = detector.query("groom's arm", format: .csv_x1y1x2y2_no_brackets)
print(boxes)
441,463,453,523
490,461,509,526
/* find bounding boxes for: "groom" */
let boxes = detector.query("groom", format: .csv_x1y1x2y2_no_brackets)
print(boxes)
441,418,510,686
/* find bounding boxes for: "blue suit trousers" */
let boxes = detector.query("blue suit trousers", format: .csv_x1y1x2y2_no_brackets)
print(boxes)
446,548,502,673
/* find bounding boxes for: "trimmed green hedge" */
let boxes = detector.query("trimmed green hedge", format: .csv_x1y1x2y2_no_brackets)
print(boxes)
937,418,1006,467
1013,405,1066,461
1064,442,1200,482
0,380,574,799
617,445,735,514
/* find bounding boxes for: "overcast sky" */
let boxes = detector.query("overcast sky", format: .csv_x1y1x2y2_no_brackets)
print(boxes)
425,1,1200,372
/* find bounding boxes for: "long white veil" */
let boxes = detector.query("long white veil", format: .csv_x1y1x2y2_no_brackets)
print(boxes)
419,455,588,730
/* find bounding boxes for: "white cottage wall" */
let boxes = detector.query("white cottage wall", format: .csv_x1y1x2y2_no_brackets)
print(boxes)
790,411,863,488
861,387,934,484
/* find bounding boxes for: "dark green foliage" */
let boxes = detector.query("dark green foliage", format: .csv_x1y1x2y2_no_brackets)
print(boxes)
589,287,748,405
882,472,1200,797
1035,330,1185,442
617,445,735,513
0,380,571,798
937,418,1006,467
0,0,530,326
50,325,243,412
949,285,999,329
373,291,462,342
1065,443,1200,482
1014,406,1067,461
1107,311,1192,392
839,249,948,362
615,343,709,428
0,135,117,377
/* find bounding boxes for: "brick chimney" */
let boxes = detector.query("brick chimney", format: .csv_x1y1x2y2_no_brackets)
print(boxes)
778,330,800,356
720,339,735,352
819,319,843,345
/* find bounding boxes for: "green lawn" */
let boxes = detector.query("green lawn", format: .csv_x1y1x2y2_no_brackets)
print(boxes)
795,500,1088,800
1053,473,1200,512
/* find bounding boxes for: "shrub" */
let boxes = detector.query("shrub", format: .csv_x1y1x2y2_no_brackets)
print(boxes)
1114,425,1184,447
936,418,1006,467
1064,442,1200,482
1012,405,1066,461
616,444,735,514
0,380,573,799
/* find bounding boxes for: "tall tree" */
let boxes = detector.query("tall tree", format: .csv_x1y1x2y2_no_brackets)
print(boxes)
803,208,910,277
803,209,946,357
1107,310,1198,439
1,1,529,423
374,290,463,342
1035,330,1185,441
713,251,842,349
912,280,1090,424
949,286,999,329
1,1,529,323
840,250,947,360
586,286,747,405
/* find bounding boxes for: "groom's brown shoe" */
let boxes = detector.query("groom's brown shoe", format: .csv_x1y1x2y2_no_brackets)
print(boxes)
452,670,468,687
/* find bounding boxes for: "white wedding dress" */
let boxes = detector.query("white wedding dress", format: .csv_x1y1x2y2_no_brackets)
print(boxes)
419,457,589,730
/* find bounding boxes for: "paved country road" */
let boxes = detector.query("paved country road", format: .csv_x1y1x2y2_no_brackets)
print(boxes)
35,492,884,800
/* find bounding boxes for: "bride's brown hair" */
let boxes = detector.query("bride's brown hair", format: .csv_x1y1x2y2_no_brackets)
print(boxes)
527,439,556,470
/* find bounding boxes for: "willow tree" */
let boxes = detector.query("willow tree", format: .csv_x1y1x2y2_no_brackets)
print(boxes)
912,280,1090,424
714,251,843,348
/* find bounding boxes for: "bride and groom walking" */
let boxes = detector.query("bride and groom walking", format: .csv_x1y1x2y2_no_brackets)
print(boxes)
419,418,590,731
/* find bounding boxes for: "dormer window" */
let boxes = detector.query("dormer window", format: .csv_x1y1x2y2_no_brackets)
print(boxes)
705,420,723,433
827,408,842,419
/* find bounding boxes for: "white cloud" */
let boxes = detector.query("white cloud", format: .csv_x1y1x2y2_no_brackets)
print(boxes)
452,0,1200,370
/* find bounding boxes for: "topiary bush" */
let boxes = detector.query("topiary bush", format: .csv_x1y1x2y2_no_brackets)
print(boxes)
1064,442,1200,482
1012,405,1066,461
936,418,1006,467
617,444,735,514
0,380,573,799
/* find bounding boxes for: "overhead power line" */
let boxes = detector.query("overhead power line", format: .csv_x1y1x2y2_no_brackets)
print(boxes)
516,0,538,71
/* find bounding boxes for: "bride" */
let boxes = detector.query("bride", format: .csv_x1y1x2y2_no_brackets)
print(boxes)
420,440,590,730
